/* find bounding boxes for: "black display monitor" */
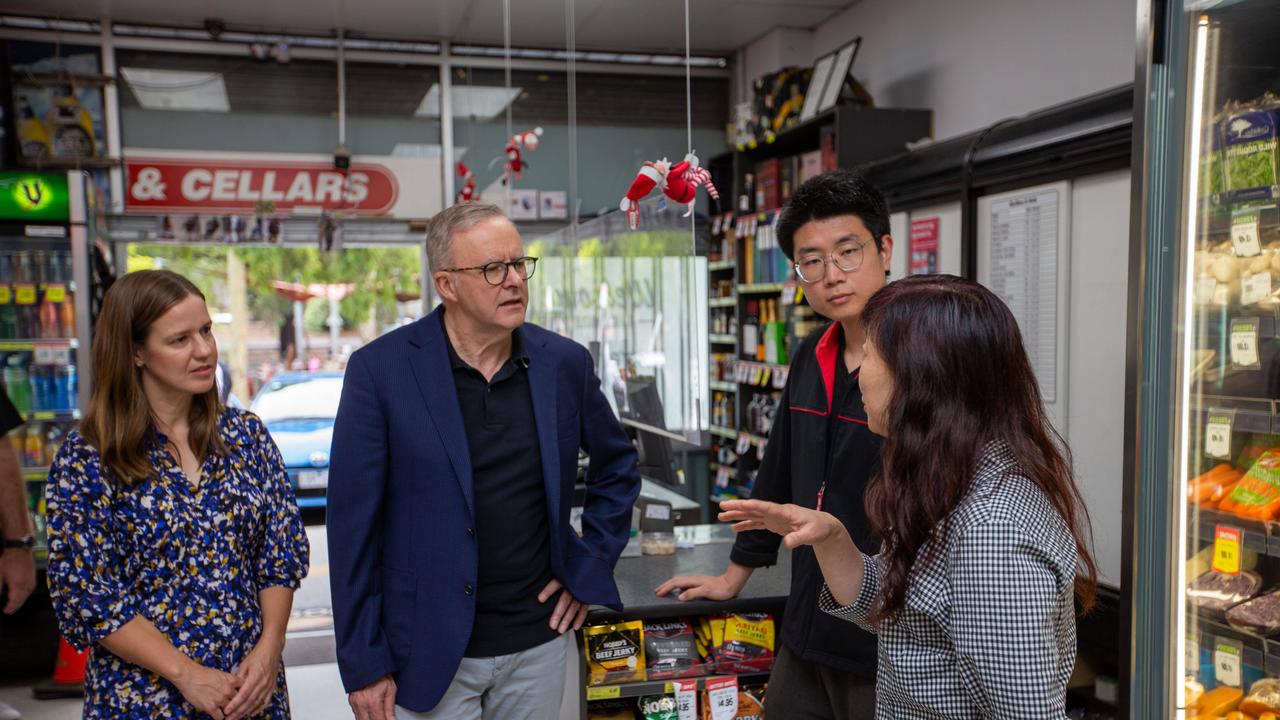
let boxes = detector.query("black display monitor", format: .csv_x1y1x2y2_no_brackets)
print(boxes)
623,377,679,487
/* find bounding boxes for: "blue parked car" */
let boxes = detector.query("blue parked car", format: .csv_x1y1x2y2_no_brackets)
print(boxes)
251,371,344,509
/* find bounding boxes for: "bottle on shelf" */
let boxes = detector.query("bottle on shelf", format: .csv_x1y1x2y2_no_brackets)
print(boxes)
24,424,43,467
743,301,759,358
4,358,31,417
60,296,76,339
39,292,60,339
756,301,770,362
44,423,65,466
0,302,16,340
56,364,76,411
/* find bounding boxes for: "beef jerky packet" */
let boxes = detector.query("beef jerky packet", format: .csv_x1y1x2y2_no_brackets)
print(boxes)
584,620,646,685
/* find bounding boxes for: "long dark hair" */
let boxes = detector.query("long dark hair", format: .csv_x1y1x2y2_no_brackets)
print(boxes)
860,274,1097,623
81,270,226,484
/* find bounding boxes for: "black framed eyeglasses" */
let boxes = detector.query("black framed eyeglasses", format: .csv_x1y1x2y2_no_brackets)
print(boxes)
440,256,538,286
793,239,870,284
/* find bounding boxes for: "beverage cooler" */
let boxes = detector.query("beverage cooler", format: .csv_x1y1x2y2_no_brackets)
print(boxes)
0,170,94,568
1129,0,1280,716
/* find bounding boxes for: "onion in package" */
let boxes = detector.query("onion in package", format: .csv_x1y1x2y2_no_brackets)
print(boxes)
1188,570,1262,611
1228,590,1280,635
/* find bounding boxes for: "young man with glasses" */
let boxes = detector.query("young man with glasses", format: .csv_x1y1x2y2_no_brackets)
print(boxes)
329,202,641,720
658,170,891,719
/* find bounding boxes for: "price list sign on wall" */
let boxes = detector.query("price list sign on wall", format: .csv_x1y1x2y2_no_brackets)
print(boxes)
985,188,1063,404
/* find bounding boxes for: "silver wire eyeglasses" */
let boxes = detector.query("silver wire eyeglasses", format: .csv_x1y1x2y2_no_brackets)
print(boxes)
793,239,870,283
440,257,538,286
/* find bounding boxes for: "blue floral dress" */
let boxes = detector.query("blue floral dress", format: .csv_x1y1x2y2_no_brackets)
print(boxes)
45,408,310,719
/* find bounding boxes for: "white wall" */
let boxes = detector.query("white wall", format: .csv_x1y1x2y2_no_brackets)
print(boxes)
737,0,1135,142
1064,169,1130,589
733,27,819,109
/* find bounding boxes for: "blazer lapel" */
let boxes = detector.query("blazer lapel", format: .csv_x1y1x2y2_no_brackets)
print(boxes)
522,325,563,533
408,308,475,519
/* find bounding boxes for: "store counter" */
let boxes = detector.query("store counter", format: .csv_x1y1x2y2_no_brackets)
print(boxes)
590,523,791,622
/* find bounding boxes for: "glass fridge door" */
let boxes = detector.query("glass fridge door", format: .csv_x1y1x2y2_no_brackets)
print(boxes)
1155,1,1280,716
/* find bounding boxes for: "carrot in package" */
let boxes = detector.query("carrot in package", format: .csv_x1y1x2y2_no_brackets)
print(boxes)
1219,450,1280,521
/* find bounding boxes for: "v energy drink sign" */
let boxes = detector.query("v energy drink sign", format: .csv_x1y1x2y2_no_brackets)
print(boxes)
0,173,70,222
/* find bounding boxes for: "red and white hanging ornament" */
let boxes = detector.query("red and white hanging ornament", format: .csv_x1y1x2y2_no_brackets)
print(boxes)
455,162,477,203
619,152,719,229
494,126,544,185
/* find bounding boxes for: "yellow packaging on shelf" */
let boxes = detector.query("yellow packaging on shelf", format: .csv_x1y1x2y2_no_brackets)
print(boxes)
583,621,646,686
1187,544,1258,579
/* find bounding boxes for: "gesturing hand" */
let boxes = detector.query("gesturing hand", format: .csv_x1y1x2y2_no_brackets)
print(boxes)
539,579,589,634
719,499,846,549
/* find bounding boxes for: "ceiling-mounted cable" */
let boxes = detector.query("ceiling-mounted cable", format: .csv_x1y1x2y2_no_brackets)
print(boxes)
684,0,692,155
503,0,513,210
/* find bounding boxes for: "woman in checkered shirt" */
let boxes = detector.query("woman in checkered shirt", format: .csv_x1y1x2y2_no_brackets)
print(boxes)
721,275,1098,719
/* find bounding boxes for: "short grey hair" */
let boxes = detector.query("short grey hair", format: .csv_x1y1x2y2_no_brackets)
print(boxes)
425,202,509,273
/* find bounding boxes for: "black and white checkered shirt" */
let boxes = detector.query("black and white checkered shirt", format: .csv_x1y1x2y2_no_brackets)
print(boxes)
819,443,1079,719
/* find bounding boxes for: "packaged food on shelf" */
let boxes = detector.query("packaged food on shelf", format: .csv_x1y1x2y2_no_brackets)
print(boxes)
1241,678,1280,714
1219,451,1280,521
718,614,775,673
644,619,702,679
1192,685,1244,715
1187,570,1262,611
638,692,679,720
1187,676,1206,707
1227,589,1280,634
1186,545,1258,579
584,620,646,685
1222,93,1280,203
586,698,634,720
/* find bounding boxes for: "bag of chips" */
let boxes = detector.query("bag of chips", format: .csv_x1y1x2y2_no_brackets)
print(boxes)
639,692,680,720
584,620,646,685
645,619,703,679
587,699,636,720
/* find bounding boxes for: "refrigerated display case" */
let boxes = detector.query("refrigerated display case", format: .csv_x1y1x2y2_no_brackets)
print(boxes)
0,170,94,568
1129,1,1280,716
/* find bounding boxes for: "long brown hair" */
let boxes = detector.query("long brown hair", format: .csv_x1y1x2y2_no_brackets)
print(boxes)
80,270,226,484
860,274,1098,623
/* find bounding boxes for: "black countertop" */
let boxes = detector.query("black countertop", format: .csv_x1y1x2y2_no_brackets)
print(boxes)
588,525,792,623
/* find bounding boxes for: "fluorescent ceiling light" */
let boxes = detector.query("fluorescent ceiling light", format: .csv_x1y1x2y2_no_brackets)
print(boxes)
390,143,449,158
415,84,521,120
121,67,230,112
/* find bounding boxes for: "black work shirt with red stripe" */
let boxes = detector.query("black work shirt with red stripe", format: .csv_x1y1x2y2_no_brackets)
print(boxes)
730,322,882,679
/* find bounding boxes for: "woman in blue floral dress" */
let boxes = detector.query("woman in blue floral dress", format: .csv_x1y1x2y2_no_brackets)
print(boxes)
45,270,309,720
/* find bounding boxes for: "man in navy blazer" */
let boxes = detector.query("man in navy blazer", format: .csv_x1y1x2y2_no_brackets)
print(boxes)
328,202,641,720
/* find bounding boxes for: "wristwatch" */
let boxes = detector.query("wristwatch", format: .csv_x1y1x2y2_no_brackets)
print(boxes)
2,535,35,551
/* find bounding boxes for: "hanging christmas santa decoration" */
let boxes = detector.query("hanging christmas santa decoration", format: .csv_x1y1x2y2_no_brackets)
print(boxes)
619,152,719,230
456,162,477,203
492,127,544,185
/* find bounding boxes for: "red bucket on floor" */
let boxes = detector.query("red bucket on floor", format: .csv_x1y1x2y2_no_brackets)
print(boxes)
51,637,86,685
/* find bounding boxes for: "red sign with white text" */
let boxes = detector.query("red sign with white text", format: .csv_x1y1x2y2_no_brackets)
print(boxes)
909,216,940,276
125,157,400,215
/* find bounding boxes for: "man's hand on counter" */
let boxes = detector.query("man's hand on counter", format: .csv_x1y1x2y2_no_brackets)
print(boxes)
654,562,753,602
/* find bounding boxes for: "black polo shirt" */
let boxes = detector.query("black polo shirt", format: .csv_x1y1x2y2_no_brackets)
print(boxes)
730,323,882,678
446,328,558,658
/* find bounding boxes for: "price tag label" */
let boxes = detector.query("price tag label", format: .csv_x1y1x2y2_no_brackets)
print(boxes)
774,367,789,389
752,367,765,387
1242,271,1273,306
1233,210,1263,258
715,467,731,489
1213,525,1243,575
1230,319,1261,368
0,286,9,304
1186,634,1200,672
712,215,723,235
1206,410,1234,459
14,284,36,305
706,676,739,720
586,686,621,701
1195,277,1217,305
674,680,697,720
33,345,71,366
1215,639,1243,688
736,432,752,455
644,504,671,521
43,284,67,304
761,368,772,387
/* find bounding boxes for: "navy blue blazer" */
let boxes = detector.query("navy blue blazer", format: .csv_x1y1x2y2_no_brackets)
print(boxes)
327,307,641,711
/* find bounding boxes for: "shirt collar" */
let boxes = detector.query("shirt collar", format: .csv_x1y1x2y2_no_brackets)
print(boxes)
442,314,529,372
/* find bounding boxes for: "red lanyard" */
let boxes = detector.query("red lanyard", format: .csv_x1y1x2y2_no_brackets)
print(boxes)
816,480,827,511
